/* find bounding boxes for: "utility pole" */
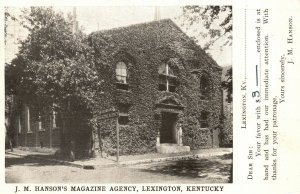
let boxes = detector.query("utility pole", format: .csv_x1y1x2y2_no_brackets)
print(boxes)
116,117,119,164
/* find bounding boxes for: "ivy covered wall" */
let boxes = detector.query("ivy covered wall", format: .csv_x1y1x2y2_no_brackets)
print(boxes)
88,19,223,155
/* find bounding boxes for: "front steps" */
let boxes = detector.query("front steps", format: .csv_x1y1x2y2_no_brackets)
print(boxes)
156,143,190,154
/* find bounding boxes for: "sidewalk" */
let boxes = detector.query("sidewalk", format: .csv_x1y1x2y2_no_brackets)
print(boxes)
6,147,232,169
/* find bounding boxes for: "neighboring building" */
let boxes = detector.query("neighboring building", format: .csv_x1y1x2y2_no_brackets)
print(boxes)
9,98,62,149
11,19,223,157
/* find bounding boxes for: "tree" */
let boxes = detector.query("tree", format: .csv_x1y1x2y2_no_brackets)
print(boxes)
5,7,103,156
222,67,232,103
4,7,15,45
179,5,232,50
179,6,232,102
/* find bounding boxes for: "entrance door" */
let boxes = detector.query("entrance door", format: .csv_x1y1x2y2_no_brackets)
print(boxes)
160,112,177,144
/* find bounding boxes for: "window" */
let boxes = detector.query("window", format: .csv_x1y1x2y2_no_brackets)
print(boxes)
38,114,47,131
52,110,57,129
25,105,31,133
200,111,209,128
38,114,43,131
118,104,129,125
116,61,129,90
17,115,21,133
158,63,177,92
200,74,210,100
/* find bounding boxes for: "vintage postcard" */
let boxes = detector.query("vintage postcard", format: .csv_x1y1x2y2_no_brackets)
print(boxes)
1,0,299,193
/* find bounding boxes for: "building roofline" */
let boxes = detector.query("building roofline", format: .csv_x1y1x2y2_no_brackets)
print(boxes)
91,18,173,35
90,18,223,70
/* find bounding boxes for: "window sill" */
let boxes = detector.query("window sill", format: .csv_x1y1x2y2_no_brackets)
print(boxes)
27,131,33,134
159,73,177,78
158,90,176,93
116,88,132,93
119,113,128,117
38,129,46,132
52,127,60,130
116,82,129,91
118,124,129,127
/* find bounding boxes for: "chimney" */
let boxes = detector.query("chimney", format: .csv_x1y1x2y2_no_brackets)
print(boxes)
154,7,161,21
72,7,78,33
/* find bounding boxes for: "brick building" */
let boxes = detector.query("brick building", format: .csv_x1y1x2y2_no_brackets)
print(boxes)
89,19,223,155
11,19,223,157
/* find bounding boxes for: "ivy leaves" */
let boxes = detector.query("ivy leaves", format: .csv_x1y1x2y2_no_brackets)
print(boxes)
179,6,232,50
6,7,102,114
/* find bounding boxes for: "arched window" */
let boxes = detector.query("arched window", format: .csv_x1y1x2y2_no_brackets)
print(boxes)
200,74,210,100
116,61,129,90
200,111,209,128
116,62,127,83
158,63,177,92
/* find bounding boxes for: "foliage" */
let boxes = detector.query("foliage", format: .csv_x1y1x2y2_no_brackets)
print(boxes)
4,8,16,45
179,6,233,103
222,67,232,103
89,19,223,155
5,7,102,116
179,5,232,50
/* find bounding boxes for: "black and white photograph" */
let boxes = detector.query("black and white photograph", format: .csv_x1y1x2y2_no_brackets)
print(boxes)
4,6,233,184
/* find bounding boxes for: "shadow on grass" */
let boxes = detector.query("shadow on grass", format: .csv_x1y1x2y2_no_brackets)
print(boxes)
5,154,64,168
217,152,233,160
140,154,233,183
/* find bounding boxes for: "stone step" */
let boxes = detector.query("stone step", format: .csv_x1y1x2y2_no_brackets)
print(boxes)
156,144,190,154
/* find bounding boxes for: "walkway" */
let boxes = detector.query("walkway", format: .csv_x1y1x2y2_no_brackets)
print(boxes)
6,147,232,169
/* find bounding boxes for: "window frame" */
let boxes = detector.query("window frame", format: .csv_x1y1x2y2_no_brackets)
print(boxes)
199,111,209,128
38,113,48,132
38,114,43,131
118,104,130,125
200,73,210,100
52,110,57,129
116,61,129,90
25,105,32,133
17,114,22,134
158,63,177,92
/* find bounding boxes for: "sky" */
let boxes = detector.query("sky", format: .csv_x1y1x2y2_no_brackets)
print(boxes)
5,6,231,66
